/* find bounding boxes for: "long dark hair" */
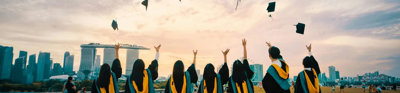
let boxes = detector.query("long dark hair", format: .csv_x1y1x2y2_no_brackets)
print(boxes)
203,63,216,81
97,64,111,88
131,59,145,88
173,60,184,84
111,59,122,78
232,60,246,82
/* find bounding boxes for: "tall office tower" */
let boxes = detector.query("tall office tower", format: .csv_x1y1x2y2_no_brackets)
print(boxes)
78,48,96,80
36,52,51,81
19,51,28,69
63,51,70,74
27,54,37,81
11,57,25,83
336,71,340,79
64,54,74,74
103,48,115,66
0,46,13,80
93,55,101,75
126,49,139,75
249,64,263,82
52,63,63,76
329,66,336,81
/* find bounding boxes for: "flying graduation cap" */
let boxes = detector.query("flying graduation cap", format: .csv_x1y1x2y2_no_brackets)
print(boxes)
112,19,118,31
295,23,305,34
142,0,148,11
266,2,276,17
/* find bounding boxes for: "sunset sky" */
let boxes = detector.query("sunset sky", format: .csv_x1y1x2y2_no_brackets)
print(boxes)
0,0,399,78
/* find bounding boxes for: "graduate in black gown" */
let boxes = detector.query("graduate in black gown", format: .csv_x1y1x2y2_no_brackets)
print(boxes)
227,39,254,93
92,44,122,93
294,44,321,93
164,50,198,93
198,49,230,93
125,44,161,93
262,42,290,93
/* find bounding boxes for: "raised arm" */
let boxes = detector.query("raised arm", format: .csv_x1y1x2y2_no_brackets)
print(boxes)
307,44,320,75
149,44,161,80
115,44,120,59
193,50,198,65
154,44,161,60
266,42,272,48
220,49,230,84
242,39,247,59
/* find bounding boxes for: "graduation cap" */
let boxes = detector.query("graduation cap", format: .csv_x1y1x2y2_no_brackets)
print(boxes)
142,0,148,11
295,23,305,34
266,2,276,17
112,19,118,31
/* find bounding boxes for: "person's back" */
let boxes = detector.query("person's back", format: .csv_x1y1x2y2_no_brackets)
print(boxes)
65,82,76,93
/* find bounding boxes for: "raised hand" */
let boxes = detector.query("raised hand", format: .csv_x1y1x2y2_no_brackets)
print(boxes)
242,38,247,59
154,44,161,52
266,42,272,48
306,44,312,52
193,50,198,64
222,49,230,63
242,39,247,47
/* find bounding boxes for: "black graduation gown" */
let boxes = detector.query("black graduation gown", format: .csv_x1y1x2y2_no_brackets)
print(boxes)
164,64,198,93
262,60,290,93
227,59,254,93
92,58,122,93
294,56,321,93
125,59,158,93
203,62,229,93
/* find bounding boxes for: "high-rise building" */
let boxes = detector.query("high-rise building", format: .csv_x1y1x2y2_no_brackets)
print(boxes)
52,63,63,76
11,57,25,83
63,51,70,74
126,49,139,75
249,64,263,82
321,73,328,83
19,51,28,69
64,53,74,74
36,52,51,81
329,66,336,81
0,46,13,80
27,54,37,81
78,48,96,80
336,71,340,79
103,48,115,66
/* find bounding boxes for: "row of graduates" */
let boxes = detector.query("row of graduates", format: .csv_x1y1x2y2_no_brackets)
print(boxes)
91,39,321,93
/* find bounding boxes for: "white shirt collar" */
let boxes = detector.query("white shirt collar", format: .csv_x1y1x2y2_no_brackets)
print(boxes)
272,60,282,67
304,68,312,71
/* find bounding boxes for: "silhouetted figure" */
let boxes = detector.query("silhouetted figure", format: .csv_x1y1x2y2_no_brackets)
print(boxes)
294,44,321,93
227,39,254,93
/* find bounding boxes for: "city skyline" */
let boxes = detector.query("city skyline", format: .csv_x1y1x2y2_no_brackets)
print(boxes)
0,0,399,78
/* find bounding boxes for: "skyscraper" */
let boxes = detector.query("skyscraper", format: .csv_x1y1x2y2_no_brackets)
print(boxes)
52,63,63,76
63,51,70,74
19,51,28,69
103,48,115,66
329,66,336,81
36,52,51,81
27,54,37,82
64,53,74,74
336,71,340,79
78,48,96,80
126,49,139,75
11,57,25,83
0,46,13,80
249,64,263,82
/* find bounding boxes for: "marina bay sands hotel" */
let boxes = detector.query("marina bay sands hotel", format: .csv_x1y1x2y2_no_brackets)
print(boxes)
77,43,149,80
